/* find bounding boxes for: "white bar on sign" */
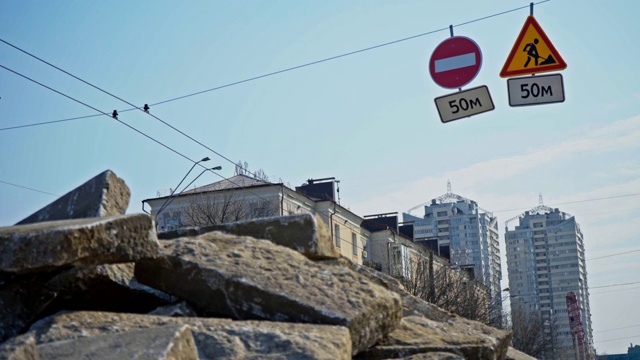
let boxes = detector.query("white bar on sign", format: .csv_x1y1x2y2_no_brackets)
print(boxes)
435,53,476,73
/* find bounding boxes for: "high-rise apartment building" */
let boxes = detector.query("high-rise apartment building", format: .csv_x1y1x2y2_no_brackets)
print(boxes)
403,184,502,316
505,198,594,358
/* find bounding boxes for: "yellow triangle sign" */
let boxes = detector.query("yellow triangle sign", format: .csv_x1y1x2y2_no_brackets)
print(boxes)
500,16,567,78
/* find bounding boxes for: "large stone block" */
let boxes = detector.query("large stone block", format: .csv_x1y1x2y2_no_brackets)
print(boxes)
0,275,56,343
0,214,159,274
16,170,130,225
322,261,512,359
356,315,512,360
159,214,340,260
506,347,537,360
37,324,198,360
135,233,401,355
44,263,173,314
0,333,39,360
29,311,352,359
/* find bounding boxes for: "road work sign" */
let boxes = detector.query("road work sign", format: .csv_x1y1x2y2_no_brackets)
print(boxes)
500,16,566,77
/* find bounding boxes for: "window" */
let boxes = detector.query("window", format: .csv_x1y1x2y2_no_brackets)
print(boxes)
437,211,448,217
352,232,358,257
334,224,341,247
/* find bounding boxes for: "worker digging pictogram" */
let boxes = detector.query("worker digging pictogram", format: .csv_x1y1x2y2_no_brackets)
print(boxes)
500,16,566,77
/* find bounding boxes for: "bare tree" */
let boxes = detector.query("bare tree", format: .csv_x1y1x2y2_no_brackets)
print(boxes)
398,254,491,324
183,191,279,227
505,305,562,358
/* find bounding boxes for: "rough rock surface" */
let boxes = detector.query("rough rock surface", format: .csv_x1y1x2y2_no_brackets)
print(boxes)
16,170,130,225
29,311,353,360
159,213,339,260
37,324,198,360
357,315,511,360
44,263,173,314
323,259,513,359
0,333,39,360
506,347,537,360
0,275,56,343
135,233,402,355
386,353,466,360
0,214,159,273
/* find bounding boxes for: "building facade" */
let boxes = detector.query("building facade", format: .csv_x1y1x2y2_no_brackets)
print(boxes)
143,175,367,265
403,186,502,312
505,200,594,358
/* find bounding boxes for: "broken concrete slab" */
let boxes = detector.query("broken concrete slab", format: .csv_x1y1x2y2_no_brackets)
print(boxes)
0,275,56,343
29,311,352,359
37,324,198,360
0,214,159,274
356,315,512,360
0,333,39,360
16,170,130,225
135,233,401,355
159,213,340,260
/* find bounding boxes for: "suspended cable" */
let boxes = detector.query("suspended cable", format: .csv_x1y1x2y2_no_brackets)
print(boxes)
0,38,259,179
1,1,552,130
595,324,640,333
0,180,59,197
590,280,640,289
0,114,102,131
588,249,640,261
0,64,212,174
595,334,640,343
493,192,640,213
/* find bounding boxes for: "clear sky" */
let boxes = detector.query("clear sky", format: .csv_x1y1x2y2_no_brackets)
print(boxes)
1,0,638,354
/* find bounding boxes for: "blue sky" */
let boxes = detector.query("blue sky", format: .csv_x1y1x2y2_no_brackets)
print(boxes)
1,0,639,354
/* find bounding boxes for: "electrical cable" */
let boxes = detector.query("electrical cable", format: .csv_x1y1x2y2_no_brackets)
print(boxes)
493,193,640,213
0,64,215,176
0,1,552,130
590,286,640,295
595,324,640,333
0,38,259,179
595,334,640,343
0,114,102,131
587,249,640,261
590,280,640,290
0,180,59,197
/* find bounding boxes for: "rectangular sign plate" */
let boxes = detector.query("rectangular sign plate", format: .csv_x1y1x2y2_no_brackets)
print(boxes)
507,73,564,107
434,85,495,123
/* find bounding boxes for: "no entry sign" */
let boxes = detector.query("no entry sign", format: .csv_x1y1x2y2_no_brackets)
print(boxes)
429,36,482,89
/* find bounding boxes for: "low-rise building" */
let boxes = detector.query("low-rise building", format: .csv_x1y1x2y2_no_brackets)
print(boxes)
143,175,367,265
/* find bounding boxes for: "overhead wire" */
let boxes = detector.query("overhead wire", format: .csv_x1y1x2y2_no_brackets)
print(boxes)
0,38,257,179
0,64,215,176
1,1,552,130
0,64,281,208
595,334,640,343
0,180,59,197
595,324,640,333
590,280,640,290
493,192,640,214
587,249,640,261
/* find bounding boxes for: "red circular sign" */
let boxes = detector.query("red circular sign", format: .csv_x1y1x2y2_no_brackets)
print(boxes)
429,36,482,89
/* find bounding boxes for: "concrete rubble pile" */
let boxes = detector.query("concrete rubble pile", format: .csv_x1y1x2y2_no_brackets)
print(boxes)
0,170,534,360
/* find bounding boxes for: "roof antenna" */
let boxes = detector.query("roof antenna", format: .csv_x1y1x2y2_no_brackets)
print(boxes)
447,180,452,195
539,193,544,206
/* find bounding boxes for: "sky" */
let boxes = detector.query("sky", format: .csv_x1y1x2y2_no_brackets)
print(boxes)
1,0,639,354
